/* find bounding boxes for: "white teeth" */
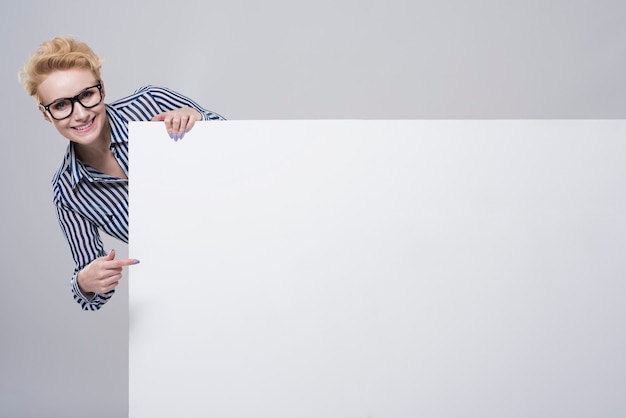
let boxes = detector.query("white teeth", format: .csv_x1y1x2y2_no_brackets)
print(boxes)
74,119,94,131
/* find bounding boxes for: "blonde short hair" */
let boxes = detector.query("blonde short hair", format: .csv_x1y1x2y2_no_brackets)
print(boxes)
18,36,103,103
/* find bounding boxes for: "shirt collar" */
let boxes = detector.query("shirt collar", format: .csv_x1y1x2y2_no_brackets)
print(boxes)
105,103,129,145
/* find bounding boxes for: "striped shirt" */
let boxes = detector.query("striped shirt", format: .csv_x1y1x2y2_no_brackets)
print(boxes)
52,86,224,311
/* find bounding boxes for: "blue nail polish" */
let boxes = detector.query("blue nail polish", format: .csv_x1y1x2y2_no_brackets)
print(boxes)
134,259,140,264
168,132,174,139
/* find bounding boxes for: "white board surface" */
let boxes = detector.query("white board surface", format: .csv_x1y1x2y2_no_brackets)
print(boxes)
129,120,626,418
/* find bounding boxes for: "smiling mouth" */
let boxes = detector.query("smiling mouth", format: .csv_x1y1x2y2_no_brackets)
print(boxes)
73,117,95,131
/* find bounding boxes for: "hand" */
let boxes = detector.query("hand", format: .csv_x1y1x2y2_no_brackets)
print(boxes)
151,107,202,141
77,249,139,297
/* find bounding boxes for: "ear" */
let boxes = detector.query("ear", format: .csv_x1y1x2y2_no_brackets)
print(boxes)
39,105,52,123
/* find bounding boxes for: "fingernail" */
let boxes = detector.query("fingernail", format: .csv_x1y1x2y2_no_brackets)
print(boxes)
168,132,174,139
178,133,183,140
134,259,140,264
185,128,189,133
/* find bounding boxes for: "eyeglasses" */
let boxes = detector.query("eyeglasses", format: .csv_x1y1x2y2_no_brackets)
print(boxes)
40,82,103,120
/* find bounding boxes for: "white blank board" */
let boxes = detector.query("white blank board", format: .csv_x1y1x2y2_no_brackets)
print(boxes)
129,120,626,418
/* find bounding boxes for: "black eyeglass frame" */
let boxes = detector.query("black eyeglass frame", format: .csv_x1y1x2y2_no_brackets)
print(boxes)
40,82,103,121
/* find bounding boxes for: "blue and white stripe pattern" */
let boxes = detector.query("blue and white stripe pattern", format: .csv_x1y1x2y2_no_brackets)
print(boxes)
52,86,224,310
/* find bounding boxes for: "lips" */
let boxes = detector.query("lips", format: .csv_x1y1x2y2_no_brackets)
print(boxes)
73,117,95,131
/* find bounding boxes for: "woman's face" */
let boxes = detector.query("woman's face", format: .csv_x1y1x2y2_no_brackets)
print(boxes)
37,68,108,147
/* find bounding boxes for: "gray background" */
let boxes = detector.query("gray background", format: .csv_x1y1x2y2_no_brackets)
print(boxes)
1,0,625,417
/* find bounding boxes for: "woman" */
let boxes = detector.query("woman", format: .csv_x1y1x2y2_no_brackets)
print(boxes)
19,36,224,311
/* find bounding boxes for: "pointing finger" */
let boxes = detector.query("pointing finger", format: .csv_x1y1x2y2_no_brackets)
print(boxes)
107,258,140,269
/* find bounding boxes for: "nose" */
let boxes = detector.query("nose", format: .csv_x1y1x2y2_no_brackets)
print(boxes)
72,102,90,120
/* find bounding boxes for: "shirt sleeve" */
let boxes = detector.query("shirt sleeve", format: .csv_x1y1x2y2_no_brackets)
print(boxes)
55,200,114,311
133,85,226,121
